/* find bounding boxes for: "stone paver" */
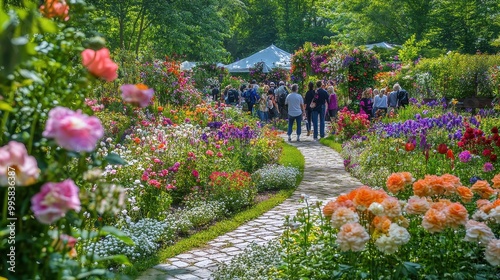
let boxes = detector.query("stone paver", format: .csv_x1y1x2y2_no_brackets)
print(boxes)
137,131,362,280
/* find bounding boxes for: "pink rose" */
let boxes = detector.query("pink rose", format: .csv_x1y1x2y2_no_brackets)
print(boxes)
81,48,118,81
31,179,81,224
0,141,40,186
43,106,104,152
120,84,154,107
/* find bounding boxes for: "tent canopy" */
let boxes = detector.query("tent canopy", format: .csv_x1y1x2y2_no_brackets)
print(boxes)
180,61,225,71
225,44,291,73
364,42,399,50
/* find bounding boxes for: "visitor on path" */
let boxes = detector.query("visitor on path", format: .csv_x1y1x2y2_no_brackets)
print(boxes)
275,81,289,120
311,80,329,141
388,84,399,113
267,89,279,121
244,84,259,115
226,85,239,106
211,85,220,103
327,85,338,122
285,84,305,142
257,90,269,123
304,81,315,136
359,88,373,120
373,88,388,117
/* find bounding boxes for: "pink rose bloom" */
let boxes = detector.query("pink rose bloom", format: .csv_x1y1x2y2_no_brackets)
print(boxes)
40,0,69,21
120,84,154,108
31,179,81,224
43,106,104,152
336,222,369,252
81,48,118,81
485,239,500,266
464,220,495,245
0,141,40,186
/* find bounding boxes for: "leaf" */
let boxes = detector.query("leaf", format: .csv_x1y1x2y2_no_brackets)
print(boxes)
403,262,421,275
101,226,134,246
104,153,128,165
0,101,13,112
95,255,131,265
76,269,107,279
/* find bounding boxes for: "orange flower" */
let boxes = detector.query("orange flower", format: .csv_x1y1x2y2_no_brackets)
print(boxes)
446,149,455,160
492,174,500,189
373,215,391,233
81,48,118,82
456,186,474,203
422,208,447,233
157,106,164,112
323,200,337,218
431,199,452,211
471,180,496,199
386,173,406,194
405,196,430,215
381,197,401,218
353,186,377,210
400,172,414,184
40,0,69,21
413,178,432,197
445,202,468,228
133,137,141,144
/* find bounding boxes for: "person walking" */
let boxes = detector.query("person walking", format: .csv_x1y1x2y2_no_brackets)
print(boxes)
285,84,305,142
311,80,329,141
303,82,315,136
275,81,289,120
256,90,269,123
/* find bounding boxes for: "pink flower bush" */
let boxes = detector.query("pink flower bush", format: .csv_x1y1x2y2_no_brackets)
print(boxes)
81,48,118,81
331,207,359,229
120,84,154,108
464,220,495,244
0,141,40,186
30,179,81,224
336,222,370,252
43,106,104,152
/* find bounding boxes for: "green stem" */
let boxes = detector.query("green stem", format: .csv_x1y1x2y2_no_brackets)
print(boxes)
0,82,14,144
27,112,39,154
2,189,7,225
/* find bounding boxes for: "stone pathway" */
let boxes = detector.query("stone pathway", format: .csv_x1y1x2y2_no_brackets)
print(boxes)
137,131,362,280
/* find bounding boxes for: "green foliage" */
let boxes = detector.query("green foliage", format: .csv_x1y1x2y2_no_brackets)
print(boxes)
398,34,429,63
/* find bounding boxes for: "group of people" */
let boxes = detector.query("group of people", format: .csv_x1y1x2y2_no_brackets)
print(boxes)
359,83,409,120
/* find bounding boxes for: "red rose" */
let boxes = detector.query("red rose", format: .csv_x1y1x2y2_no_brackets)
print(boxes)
492,127,499,134
437,143,448,154
483,149,492,157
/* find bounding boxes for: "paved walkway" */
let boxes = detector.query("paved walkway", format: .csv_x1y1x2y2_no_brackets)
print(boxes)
137,132,362,280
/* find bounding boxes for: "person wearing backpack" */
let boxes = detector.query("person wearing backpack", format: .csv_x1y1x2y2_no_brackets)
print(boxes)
226,86,239,106
395,83,409,108
275,81,289,119
246,84,259,115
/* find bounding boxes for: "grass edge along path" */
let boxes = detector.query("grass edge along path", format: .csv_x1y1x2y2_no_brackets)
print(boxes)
320,135,342,153
124,142,304,277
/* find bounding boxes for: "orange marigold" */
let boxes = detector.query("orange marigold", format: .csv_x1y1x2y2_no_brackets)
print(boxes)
353,186,378,210
323,200,337,218
492,174,500,189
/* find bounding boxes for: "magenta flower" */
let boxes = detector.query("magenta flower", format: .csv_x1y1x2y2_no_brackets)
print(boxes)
43,107,104,152
30,179,81,224
120,84,154,108
459,150,472,163
0,141,40,186
483,162,494,172
192,169,199,178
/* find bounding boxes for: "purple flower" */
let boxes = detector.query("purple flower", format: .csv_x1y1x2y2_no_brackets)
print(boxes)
483,162,494,172
470,176,482,184
459,150,472,163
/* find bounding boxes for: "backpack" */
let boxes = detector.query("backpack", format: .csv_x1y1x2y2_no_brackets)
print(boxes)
248,88,258,104
227,89,238,103
278,87,288,106
397,90,409,105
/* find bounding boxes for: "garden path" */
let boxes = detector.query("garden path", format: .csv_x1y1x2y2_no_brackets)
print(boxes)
137,132,362,280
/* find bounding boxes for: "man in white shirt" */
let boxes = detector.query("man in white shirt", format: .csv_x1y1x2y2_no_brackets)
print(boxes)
285,84,305,142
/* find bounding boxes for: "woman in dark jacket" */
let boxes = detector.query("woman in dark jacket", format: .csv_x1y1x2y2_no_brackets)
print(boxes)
304,81,315,136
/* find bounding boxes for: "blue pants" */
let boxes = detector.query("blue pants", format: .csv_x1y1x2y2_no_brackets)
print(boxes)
287,114,302,137
312,105,326,139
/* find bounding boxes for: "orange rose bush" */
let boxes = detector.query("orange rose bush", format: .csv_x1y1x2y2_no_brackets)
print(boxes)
274,173,500,279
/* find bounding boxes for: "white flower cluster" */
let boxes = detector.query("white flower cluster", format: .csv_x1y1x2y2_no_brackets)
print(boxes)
252,164,300,191
181,200,228,228
375,223,411,254
212,241,283,280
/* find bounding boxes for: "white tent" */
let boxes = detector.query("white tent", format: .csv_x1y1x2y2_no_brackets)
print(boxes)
364,42,400,50
225,44,291,73
180,61,225,71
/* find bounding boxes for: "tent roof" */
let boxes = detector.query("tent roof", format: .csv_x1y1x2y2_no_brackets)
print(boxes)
225,44,291,73
180,61,225,71
364,42,399,50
